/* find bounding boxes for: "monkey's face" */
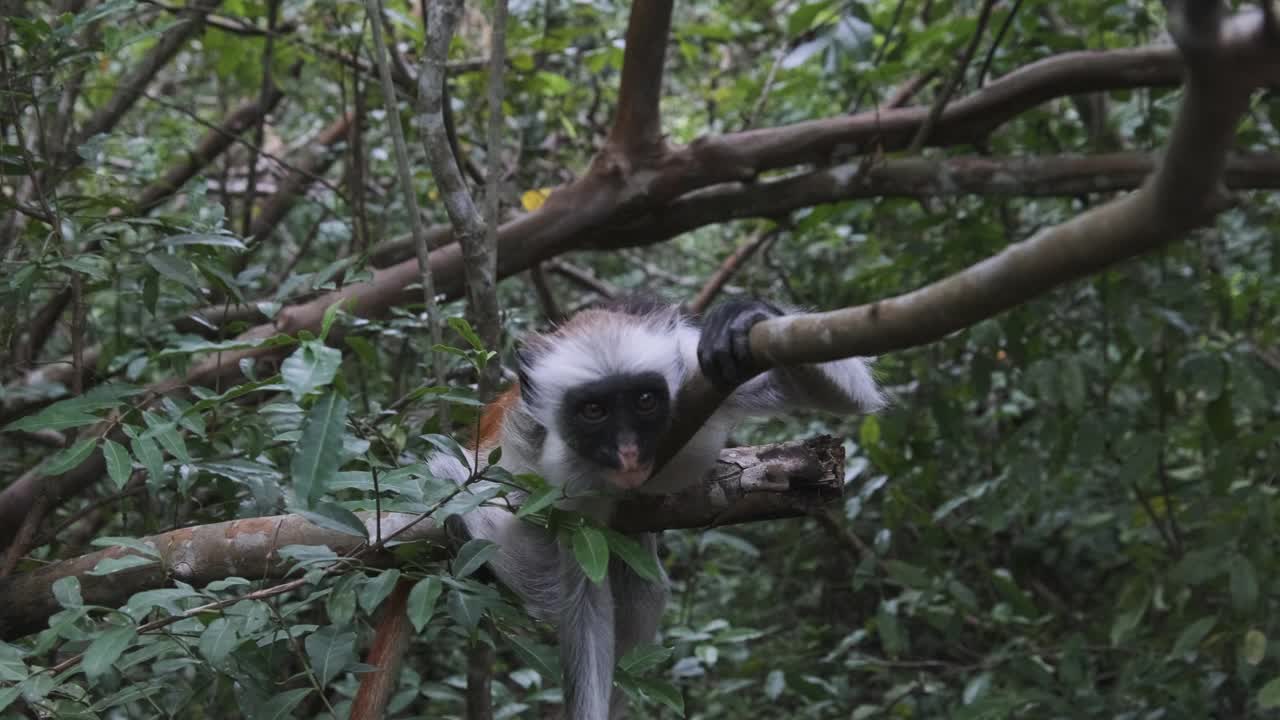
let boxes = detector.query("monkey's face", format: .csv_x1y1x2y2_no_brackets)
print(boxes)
556,371,672,490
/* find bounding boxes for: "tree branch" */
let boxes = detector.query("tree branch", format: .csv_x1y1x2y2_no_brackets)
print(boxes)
69,0,224,167
654,4,1279,472
686,227,776,315
607,0,674,156
418,0,501,393
1,29,1269,551
0,436,844,642
364,0,447,418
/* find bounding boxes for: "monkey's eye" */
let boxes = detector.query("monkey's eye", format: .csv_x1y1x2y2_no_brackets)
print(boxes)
635,391,658,413
578,401,608,422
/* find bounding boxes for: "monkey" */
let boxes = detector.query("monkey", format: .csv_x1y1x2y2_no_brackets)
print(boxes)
429,295,884,719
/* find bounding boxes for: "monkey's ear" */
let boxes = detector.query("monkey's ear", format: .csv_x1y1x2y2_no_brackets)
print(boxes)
514,345,536,404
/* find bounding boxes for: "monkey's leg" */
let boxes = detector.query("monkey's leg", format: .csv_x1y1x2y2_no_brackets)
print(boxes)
559,552,616,720
608,533,669,720
448,508,562,620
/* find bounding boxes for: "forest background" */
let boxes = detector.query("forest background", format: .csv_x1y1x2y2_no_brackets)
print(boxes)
2,0,1280,717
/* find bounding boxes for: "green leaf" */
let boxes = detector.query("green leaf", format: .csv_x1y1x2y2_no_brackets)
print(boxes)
788,0,836,35
1,383,140,433
88,555,157,576
452,539,499,579
82,625,136,682
320,299,347,340
0,685,19,713
326,575,358,626
446,590,487,631
291,391,349,508
764,669,786,700
859,416,880,447
877,605,904,656
516,485,560,518
1245,629,1267,666
885,560,931,589
421,433,472,471
90,536,160,557
1231,556,1259,614
296,501,367,538
622,675,684,714
358,569,402,612
59,254,110,280
572,526,609,585
304,626,357,686
141,415,190,464
602,529,663,583
0,643,27,683
102,439,132,490
281,340,343,401
1260,677,1280,709
130,435,166,488
963,672,992,705
161,233,247,251
619,643,672,674
145,252,202,292
3,407,98,433
40,438,97,476
1172,616,1216,657
143,272,158,313
504,631,560,679
1059,356,1086,411
407,576,444,632
448,316,486,350
259,688,313,720
198,617,238,665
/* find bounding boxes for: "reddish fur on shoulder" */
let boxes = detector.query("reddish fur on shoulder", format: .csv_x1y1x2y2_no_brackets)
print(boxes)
474,384,520,449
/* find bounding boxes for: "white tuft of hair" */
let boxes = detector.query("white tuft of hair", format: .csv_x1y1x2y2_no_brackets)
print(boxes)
522,307,696,425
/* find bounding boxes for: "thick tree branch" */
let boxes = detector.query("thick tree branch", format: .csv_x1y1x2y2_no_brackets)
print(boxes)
0,437,843,642
654,4,1280,472
0,28,1265,551
607,0,673,156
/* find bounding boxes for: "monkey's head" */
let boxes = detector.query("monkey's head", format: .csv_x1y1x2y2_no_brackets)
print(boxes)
515,305,686,490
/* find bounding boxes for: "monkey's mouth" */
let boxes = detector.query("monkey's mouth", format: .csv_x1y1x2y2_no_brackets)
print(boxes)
607,467,651,490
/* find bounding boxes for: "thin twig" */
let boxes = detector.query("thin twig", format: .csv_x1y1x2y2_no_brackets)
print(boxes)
977,0,1026,87
906,0,998,153
363,0,447,401
687,227,778,314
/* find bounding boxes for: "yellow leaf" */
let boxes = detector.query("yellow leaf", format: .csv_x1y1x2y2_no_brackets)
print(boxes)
521,188,553,212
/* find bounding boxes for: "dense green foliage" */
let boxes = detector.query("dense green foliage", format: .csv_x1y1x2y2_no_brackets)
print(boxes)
3,0,1280,718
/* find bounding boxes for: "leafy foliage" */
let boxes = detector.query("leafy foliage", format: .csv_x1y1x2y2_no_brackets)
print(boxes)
2,0,1280,718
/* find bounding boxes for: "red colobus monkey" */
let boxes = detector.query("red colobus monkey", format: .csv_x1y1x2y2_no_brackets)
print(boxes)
434,296,883,719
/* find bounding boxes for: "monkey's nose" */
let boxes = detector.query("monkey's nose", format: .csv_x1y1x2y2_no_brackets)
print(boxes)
617,444,641,471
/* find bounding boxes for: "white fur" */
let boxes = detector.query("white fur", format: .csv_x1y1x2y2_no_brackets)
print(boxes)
433,301,885,720
521,308,691,430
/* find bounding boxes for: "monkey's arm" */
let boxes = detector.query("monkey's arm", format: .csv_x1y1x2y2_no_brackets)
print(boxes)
698,298,885,415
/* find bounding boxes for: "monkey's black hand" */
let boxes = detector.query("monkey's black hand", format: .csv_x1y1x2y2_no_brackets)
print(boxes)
698,298,783,390
443,514,498,584
443,514,473,551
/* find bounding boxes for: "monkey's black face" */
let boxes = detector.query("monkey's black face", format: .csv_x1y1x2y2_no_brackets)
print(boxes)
557,371,672,490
